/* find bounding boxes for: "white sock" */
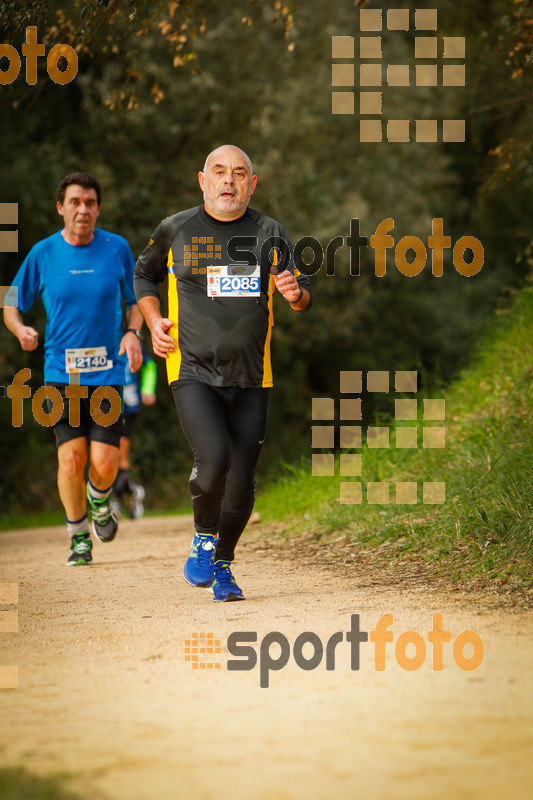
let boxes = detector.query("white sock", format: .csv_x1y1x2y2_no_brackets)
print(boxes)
67,514,89,537
87,480,112,501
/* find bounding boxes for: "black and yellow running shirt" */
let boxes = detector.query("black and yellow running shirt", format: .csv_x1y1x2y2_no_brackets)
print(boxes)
134,206,313,388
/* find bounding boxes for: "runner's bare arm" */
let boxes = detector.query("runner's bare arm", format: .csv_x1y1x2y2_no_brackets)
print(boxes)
137,296,175,359
118,304,144,372
126,304,144,332
3,306,39,351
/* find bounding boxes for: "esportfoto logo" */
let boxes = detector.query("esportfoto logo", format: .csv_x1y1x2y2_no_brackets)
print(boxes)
176,219,484,279
185,614,484,688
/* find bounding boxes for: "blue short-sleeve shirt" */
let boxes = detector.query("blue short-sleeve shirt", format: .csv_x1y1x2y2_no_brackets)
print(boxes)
10,228,136,385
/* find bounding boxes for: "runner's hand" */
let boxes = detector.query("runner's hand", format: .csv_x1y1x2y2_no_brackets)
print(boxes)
18,325,39,351
271,269,301,303
150,317,175,359
119,334,143,373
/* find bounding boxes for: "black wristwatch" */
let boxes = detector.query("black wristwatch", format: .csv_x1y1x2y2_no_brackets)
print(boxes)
126,328,143,341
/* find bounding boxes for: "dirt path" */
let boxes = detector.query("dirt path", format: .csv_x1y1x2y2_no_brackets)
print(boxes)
0,515,532,800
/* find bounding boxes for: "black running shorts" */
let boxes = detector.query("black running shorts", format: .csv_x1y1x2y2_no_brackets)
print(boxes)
44,384,125,448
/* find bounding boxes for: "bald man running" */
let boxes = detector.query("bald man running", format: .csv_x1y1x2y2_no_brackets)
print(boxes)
134,145,313,601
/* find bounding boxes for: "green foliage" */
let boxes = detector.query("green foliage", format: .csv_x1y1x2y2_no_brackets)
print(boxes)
1,0,532,516
0,2,49,37
257,280,533,582
0,767,84,800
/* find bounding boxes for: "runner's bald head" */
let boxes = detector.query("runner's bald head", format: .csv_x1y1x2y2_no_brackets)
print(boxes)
203,145,253,176
199,144,257,221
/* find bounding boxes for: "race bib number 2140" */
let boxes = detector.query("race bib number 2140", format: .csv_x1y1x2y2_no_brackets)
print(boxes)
65,346,112,373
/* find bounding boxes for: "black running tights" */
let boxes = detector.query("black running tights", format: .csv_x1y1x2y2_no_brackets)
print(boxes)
171,380,270,561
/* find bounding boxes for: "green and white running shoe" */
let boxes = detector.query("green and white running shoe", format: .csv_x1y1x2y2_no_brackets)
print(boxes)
67,532,93,566
87,485,118,543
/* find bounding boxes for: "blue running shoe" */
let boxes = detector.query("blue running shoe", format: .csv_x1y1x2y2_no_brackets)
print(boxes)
211,559,245,602
183,532,218,588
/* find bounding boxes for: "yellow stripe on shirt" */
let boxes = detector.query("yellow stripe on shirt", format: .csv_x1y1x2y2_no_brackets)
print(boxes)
166,247,182,384
262,251,277,388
